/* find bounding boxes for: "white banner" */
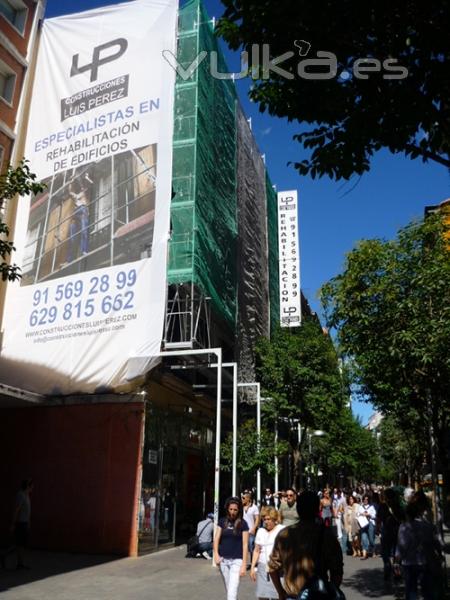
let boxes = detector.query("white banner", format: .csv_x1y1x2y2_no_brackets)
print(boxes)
0,0,178,394
278,190,301,327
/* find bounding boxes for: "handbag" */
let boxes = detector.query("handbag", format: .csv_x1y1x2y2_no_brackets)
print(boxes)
357,515,369,529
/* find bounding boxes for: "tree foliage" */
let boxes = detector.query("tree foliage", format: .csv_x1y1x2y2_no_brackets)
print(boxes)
377,414,426,485
221,418,289,485
256,318,346,488
321,408,382,483
217,1,450,179
0,159,45,281
320,215,450,478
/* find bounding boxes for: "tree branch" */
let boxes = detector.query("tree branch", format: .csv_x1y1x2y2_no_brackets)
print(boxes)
405,145,450,169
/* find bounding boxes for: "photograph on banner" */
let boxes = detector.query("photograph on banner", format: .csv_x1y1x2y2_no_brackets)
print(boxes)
22,144,157,285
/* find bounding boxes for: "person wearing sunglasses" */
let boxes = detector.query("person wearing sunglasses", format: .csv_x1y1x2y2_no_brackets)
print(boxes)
279,489,299,527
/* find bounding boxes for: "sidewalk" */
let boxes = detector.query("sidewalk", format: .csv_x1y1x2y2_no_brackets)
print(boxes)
1,529,449,600
0,546,408,600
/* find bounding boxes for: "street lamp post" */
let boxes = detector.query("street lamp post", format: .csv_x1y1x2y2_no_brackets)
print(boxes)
307,430,326,489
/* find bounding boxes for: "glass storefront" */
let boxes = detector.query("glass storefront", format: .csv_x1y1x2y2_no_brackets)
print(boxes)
138,400,215,554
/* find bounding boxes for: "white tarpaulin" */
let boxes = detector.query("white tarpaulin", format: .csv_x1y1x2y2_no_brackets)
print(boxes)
0,0,177,394
278,190,301,327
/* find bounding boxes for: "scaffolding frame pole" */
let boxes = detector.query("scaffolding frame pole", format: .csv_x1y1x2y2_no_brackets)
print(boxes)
157,348,222,552
237,382,261,504
212,362,238,496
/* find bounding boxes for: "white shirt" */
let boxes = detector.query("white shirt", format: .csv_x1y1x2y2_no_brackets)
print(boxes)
357,503,376,525
255,524,285,566
243,504,259,532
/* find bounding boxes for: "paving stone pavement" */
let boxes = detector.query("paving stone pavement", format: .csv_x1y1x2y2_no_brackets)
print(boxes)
0,545,414,600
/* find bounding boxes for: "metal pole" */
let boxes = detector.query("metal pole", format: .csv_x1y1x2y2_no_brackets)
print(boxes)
211,362,238,497
274,419,279,497
157,347,223,562
232,363,238,496
237,382,261,504
256,383,261,505
214,350,223,550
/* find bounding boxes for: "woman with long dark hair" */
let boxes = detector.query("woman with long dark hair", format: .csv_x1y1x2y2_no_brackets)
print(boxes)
213,496,249,600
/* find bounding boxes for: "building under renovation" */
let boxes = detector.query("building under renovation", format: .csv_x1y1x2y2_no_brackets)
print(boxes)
0,0,296,556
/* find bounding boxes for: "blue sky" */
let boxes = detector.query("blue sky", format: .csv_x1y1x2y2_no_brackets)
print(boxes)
45,0,450,423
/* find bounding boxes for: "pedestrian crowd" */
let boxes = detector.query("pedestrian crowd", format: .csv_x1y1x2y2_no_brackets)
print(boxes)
190,484,445,600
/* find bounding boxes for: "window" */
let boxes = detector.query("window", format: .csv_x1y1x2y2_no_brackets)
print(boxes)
0,0,27,34
0,61,16,104
0,146,4,172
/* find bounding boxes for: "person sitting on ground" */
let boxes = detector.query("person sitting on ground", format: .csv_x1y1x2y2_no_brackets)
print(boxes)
268,490,343,600
196,512,214,559
279,488,299,527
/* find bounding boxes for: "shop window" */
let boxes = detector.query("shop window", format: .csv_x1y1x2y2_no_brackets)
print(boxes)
0,0,27,34
0,61,16,105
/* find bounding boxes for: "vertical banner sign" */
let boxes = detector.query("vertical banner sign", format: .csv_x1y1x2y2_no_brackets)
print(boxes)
0,0,178,394
277,190,301,327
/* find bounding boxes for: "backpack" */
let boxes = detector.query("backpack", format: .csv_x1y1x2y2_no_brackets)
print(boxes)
296,525,346,600
185,520,211,558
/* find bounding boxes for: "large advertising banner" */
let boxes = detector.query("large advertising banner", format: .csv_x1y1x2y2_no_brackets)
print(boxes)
278,190,301,327
0,0,177,394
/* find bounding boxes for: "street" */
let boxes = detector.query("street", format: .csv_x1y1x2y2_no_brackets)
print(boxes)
0,545,421,600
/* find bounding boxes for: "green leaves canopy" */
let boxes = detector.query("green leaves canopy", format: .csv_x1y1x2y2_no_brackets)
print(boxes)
320,215,450,438
255,318,344,430
217,1,450,179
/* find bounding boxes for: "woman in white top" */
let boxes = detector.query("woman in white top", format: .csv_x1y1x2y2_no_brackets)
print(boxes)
357,494,377,559
250,506,285,600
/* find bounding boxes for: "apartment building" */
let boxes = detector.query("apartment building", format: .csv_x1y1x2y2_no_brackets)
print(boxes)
0,0,44,170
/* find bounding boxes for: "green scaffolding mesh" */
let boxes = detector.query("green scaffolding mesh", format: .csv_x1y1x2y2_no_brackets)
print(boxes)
266,173,280,333
168,0,238,328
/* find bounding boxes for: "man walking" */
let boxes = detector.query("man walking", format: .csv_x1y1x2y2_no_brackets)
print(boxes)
279,488,299,526
242,492,260,560
268,490,343,599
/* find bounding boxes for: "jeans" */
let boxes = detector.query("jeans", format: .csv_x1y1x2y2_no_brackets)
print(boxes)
360,526,370,552
220,558,243,600
248,533,255,556
68,206,89,262
403,565,433,600
198,542,212,557
340,529,348,555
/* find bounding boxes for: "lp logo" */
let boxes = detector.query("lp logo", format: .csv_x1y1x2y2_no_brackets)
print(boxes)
70,38,128,82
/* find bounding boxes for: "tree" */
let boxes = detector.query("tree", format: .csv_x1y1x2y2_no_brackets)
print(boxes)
321,407,382,485
377,414,426,486
255,317,346,488
0,159,45,281
221,419,289,490
217,1,450,179
320,215,450,515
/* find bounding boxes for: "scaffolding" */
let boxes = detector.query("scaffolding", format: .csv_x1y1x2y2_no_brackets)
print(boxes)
167,0,238,348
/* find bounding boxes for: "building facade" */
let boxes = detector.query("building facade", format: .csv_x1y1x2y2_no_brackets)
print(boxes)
0,0,44,170
0,0,288,557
